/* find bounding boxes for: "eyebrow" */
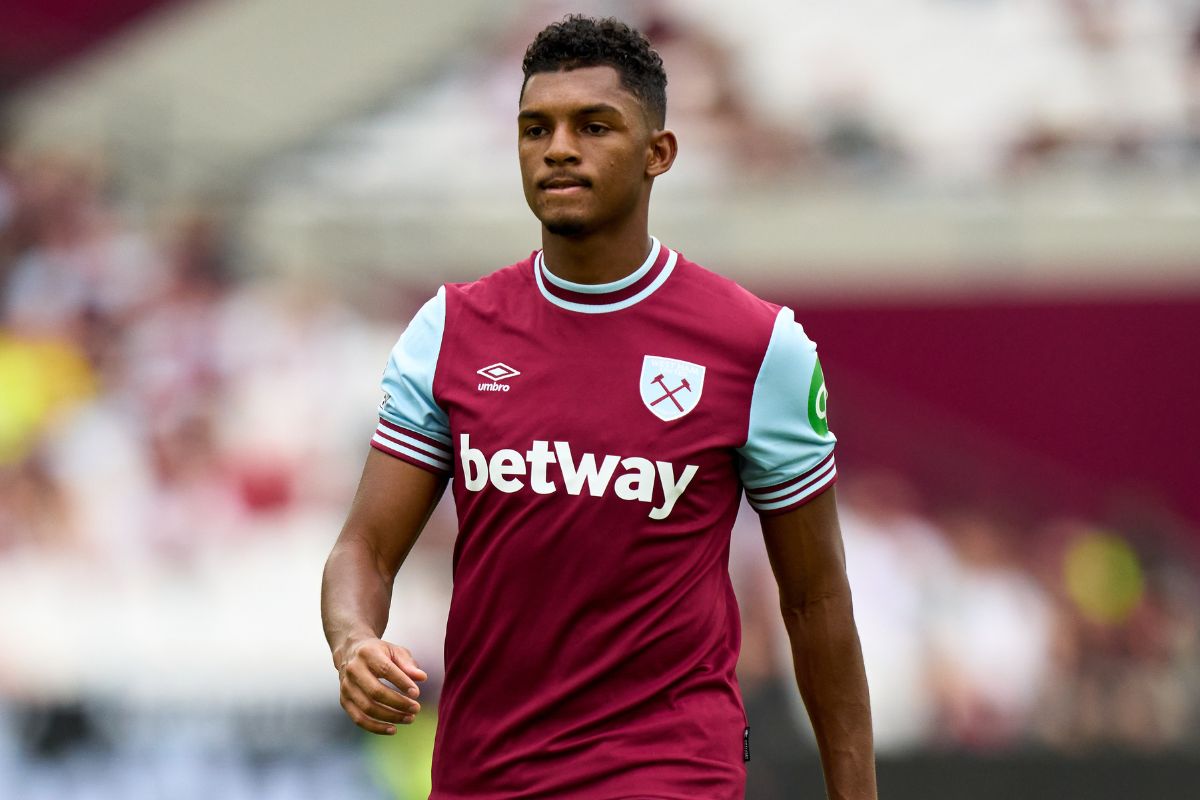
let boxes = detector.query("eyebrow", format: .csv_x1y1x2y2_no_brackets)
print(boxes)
518,103,625,121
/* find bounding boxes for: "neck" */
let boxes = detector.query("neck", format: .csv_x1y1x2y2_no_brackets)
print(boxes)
540,221,652,285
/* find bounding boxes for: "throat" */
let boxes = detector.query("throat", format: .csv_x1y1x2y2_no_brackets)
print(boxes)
540,231,654,286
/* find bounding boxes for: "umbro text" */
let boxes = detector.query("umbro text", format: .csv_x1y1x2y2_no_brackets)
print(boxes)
459,434,697,520
478,383,511,392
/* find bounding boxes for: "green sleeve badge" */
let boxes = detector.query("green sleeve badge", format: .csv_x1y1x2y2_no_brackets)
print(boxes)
807,358,829,436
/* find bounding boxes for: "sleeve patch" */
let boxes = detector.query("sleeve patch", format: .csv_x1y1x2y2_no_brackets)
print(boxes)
808,358,830,436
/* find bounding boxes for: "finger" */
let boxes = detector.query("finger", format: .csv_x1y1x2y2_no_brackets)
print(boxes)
372,649,426,698
339,693,397,736
342,682,415,726
344,661,421,714
387,645,430,689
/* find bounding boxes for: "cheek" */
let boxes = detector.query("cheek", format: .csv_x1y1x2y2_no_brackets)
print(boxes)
518,140,544,167
598,147,639,182
517,149,536,178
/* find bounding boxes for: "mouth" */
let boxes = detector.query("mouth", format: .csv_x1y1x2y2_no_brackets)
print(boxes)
539,176,591,193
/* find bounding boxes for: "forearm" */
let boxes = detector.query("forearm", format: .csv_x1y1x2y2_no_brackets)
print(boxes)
781,588,877,800
322,453,445,667
321,533,395,666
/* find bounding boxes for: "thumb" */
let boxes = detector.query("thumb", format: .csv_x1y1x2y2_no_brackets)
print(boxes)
387,643,429,683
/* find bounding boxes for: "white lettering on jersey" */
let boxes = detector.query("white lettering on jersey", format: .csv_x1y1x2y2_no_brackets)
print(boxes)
477,362,520,392
554,441,621,497
526,440,557,494
651,461,700,521
459,434,697,519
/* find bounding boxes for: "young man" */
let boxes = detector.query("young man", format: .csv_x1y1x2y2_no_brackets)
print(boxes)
322,15,876,800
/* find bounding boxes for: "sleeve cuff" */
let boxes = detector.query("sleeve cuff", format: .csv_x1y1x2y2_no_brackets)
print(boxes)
744,453,837,515
370,418,452,474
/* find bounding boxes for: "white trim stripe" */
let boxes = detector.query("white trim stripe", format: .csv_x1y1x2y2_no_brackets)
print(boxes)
375,424,451,460
379,417,451,446
534,249,678,314
748,466,837,512
371,433,451,472
745,456,836,502
540,238,661,294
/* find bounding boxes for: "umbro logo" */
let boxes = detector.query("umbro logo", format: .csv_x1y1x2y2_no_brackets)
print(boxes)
477,362,520,392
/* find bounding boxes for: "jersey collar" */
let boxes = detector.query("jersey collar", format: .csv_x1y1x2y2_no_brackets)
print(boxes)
534,237,678,314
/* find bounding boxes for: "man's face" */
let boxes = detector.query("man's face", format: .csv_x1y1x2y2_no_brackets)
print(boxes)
518,66,657,238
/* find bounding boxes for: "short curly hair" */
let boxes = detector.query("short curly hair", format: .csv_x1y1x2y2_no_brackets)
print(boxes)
521,15,667,128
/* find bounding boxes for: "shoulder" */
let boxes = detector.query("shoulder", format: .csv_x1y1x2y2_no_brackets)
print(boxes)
668,252,786,347
444,253,536,311
674,253,782,321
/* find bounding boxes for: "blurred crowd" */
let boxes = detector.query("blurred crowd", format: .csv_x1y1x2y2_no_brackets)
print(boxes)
288,0,1200,211
655,0,1200,181
734,476,1200,756
0,149,390,563
1,144,1198,768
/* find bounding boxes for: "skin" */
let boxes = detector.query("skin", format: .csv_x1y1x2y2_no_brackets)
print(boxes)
763,488,878,799
322,63,876,800
517,65,677,284
322,451,445,734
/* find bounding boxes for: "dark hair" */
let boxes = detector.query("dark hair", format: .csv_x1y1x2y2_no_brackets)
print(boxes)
521,15,667,128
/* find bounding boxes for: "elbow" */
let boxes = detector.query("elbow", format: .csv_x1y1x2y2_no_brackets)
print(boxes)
778,583,853,620
329,527,394,583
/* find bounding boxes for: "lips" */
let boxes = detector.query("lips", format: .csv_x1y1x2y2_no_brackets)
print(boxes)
539,175,591,190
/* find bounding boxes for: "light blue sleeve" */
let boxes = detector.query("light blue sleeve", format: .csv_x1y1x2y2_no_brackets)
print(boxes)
370,287,452,473
738,307,838,514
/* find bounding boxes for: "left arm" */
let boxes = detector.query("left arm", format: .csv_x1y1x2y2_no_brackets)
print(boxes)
761,486,877,800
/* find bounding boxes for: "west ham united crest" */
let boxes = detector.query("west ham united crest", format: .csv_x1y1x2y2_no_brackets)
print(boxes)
640,355,706,422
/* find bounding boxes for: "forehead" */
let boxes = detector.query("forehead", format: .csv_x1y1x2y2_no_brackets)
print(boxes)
519,65,640,117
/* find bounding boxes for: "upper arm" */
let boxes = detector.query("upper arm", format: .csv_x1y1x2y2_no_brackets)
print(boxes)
338,448,448,578
345,287,454,576
760,487,849,611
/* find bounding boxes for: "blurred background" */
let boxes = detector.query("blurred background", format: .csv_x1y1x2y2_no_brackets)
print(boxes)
1,0,1199,798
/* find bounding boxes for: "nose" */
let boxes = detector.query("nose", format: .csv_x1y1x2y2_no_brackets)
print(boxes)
544,126,581,165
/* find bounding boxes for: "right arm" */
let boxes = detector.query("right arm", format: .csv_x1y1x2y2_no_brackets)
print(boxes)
321,448,447,734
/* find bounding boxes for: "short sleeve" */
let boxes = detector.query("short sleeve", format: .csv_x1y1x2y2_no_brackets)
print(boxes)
738,307,837,515
370,287,452,474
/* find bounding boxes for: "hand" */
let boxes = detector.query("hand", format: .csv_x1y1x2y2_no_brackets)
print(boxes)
335,638,429,735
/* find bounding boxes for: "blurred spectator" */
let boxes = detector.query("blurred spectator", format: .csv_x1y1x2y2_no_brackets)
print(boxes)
927,512,1053,749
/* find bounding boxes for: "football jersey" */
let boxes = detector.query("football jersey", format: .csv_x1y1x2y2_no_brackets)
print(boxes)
371,238,836,799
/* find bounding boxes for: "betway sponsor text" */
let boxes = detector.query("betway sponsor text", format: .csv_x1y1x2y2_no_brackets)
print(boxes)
459,434,697,520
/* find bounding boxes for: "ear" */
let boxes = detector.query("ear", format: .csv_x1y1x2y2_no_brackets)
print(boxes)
645,129,678,179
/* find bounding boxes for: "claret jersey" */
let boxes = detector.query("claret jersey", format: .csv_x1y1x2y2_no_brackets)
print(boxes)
371,238,836,799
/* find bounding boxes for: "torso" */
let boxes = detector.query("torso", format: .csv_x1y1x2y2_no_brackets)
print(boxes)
427,243,779,799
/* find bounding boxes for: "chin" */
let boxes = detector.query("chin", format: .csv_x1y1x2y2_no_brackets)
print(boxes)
538,208,593,237
544,219,590,237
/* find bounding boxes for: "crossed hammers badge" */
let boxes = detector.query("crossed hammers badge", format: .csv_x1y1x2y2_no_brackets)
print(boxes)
640,355,706,421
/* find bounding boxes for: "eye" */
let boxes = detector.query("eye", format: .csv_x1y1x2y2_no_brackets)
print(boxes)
523,125,548,138
583,123,609,135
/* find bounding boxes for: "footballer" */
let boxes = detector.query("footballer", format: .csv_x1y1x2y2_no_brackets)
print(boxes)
322,15,877,799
